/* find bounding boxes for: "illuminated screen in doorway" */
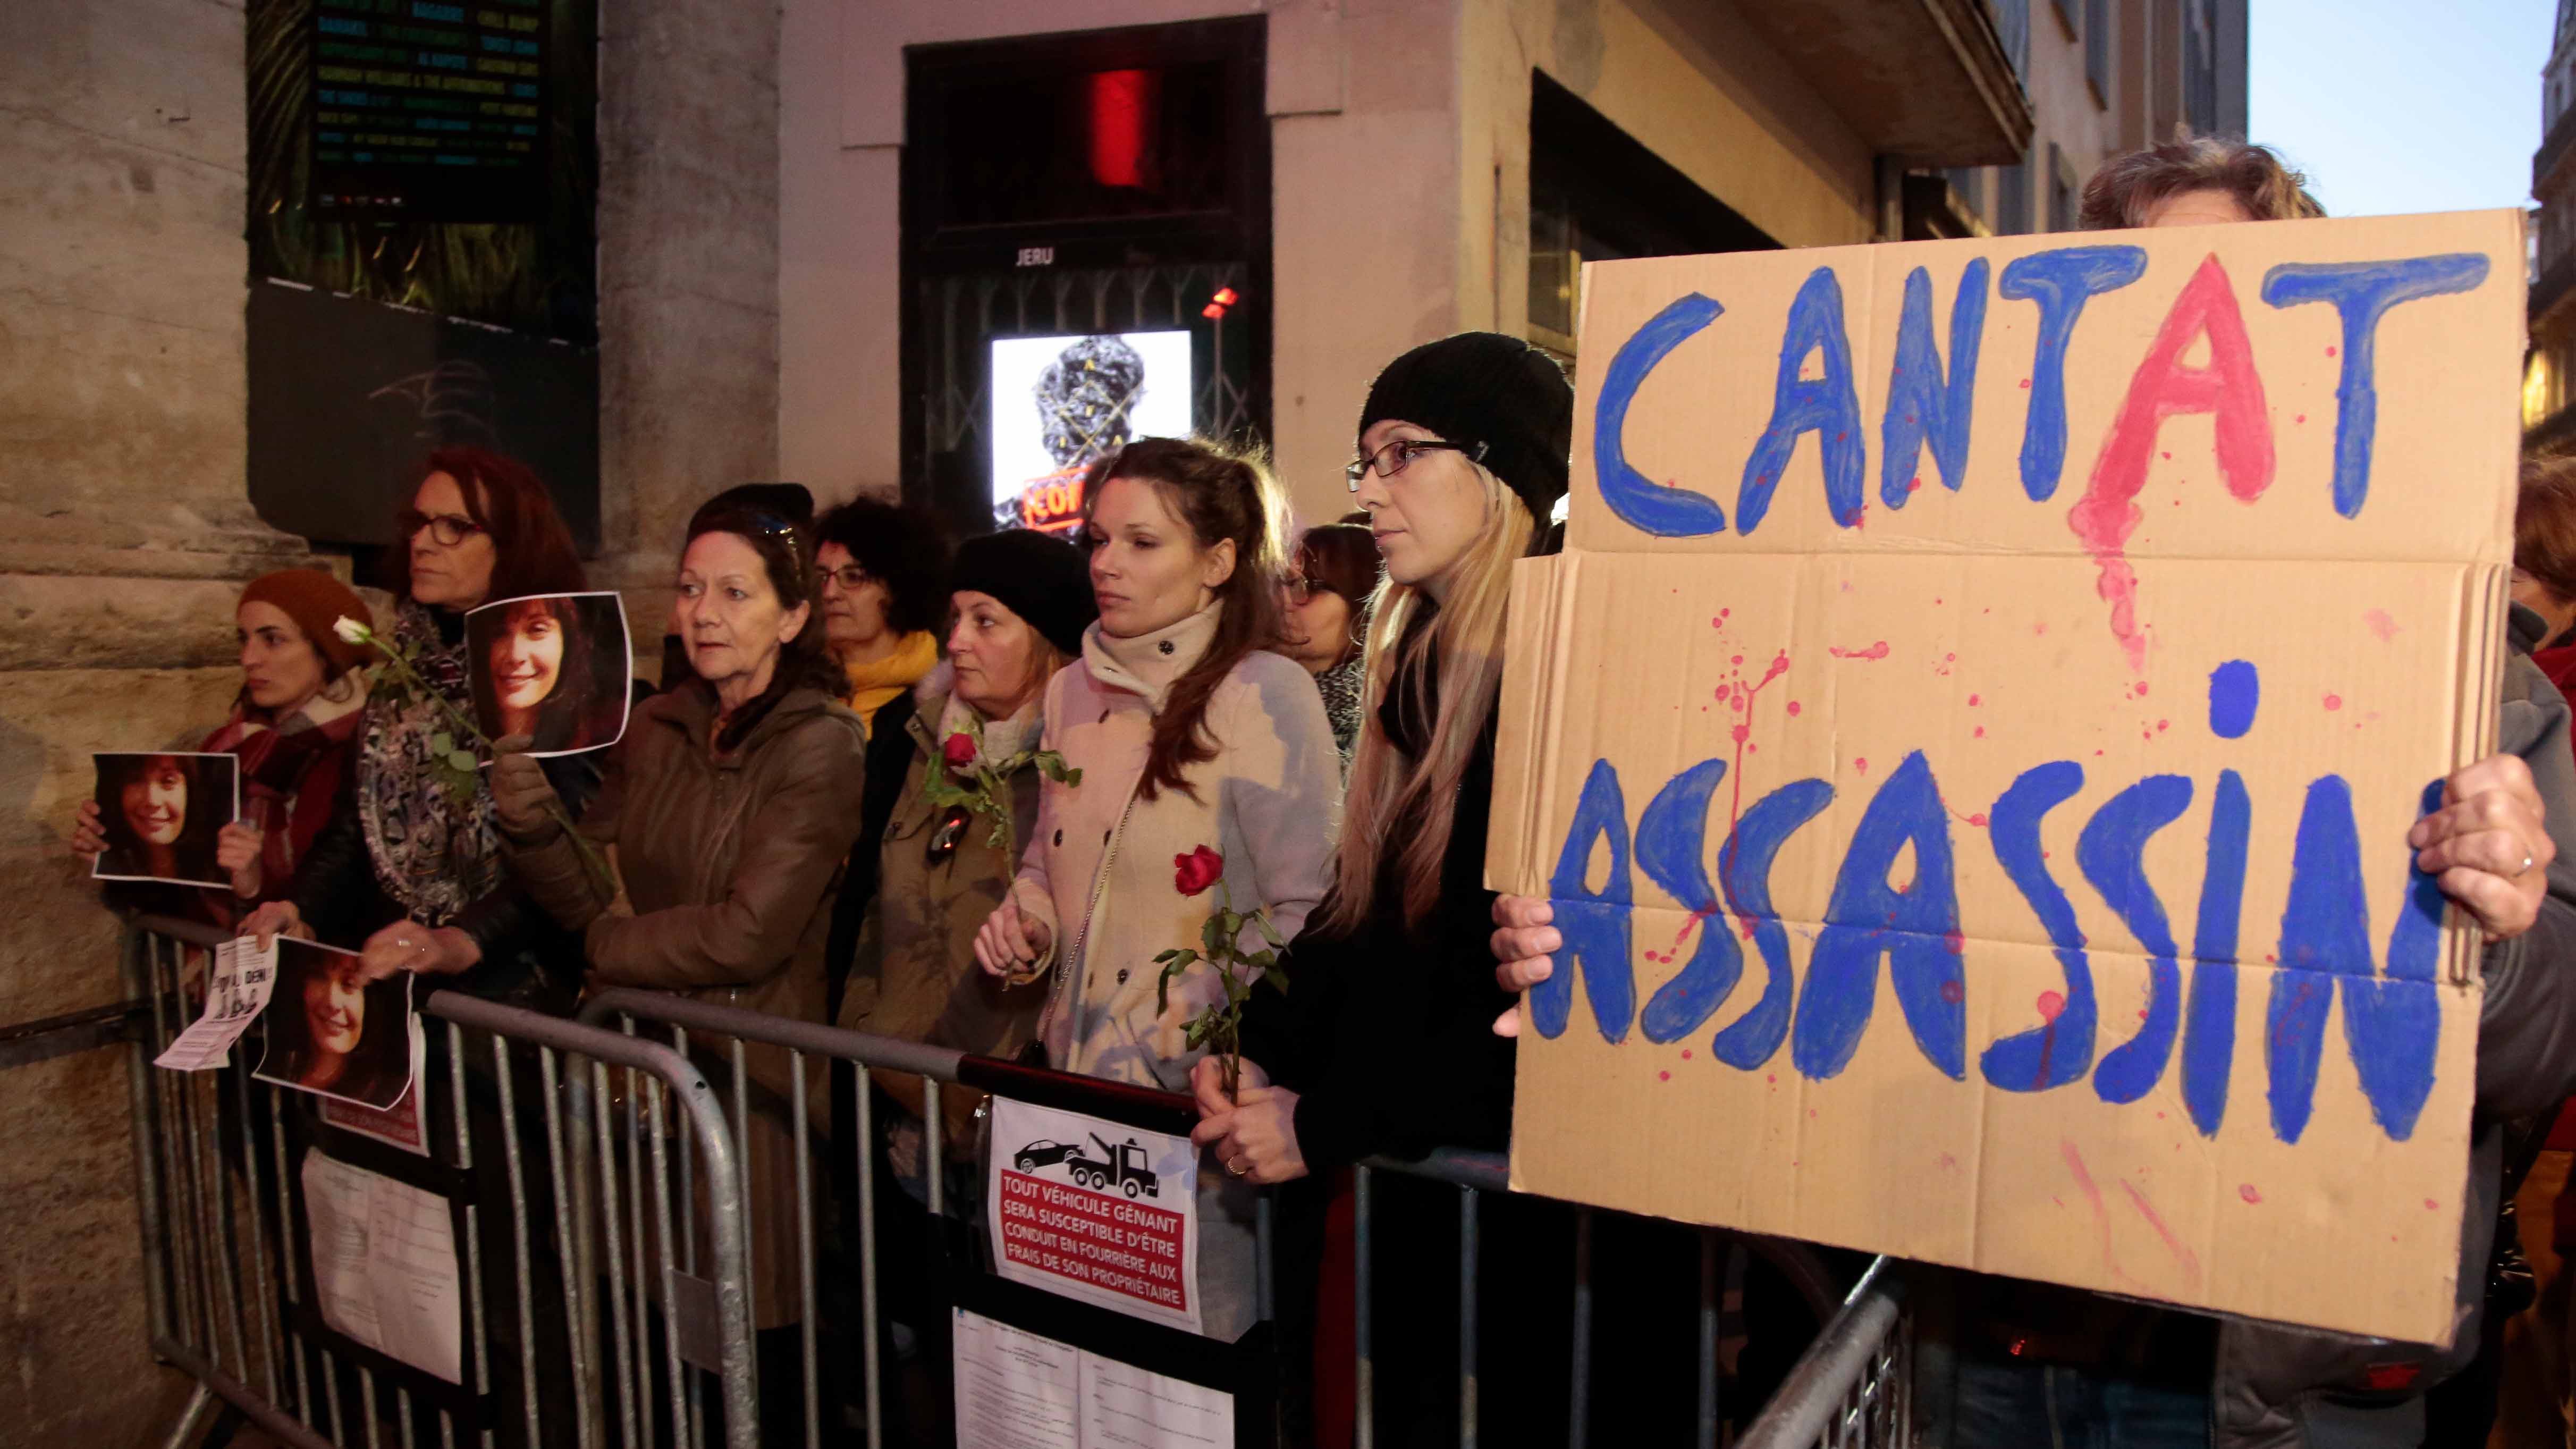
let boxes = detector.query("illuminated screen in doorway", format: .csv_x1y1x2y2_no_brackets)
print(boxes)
987,330,1193,534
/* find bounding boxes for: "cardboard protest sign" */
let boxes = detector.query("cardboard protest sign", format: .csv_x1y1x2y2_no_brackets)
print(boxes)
91,752,240,888
1490,211,2522,1342
466,591,632,756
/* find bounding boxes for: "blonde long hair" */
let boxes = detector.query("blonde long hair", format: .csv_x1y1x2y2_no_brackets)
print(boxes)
1321,468,1534,930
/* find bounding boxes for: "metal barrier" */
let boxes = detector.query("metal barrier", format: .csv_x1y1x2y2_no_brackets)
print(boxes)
114,913,1918,1448
124,916,759,1449
1737,1258,1912,1449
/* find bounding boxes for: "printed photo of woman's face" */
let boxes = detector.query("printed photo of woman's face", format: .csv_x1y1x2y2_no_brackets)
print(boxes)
123,754,188,845
305,951,366,1061
465,592,632,757
254,938,416,1111
491,598,565,716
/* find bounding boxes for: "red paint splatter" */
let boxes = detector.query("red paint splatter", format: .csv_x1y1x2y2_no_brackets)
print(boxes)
1973,725,1986,738
1659,1071,1670,1081
1829,641,1891,660
2135,681,2149,696
2239,1184,2262,1204
1943,930,1967,956
2020,378,2033,389
1680,1049,1692,1059
1715,651,1793,940
2326,344,2338,357
2426,1198,2440,1211
1967,693,1982,706
1786,701,1802,717
1854,757,1870,773
1731,654,1744,666
2295,413,2307,424
2323,693,2342,711
2036,990,2066,1022
1939,1152,1959,1170
2063,1142,2138,1287
2364,608,2399,642
2156,719,2169,732
2066,255,2275,675
1766,1074,1776,1085
2034,621,2049,636
2122,1180,2202,1284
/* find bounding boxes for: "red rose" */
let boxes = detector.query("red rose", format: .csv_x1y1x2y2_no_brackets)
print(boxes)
1174,845,1224,897
942,731,978,768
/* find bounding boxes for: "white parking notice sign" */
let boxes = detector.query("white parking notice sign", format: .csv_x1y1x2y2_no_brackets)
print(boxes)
987,1095,1200,1335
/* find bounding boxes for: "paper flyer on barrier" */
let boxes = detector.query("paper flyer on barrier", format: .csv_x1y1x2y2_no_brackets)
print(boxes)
302,1149,462,1383
987,1096,1200,1334
153,936,277,1072
951,1309,1232,1449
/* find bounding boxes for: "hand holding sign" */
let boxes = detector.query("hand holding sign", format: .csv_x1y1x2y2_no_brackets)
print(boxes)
2412,752,2553,940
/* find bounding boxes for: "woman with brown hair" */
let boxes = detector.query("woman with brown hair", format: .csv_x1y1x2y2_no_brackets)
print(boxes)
1277,521,1379,764
491,483,868,1436
972,436,1339,1340
242,448,598,1009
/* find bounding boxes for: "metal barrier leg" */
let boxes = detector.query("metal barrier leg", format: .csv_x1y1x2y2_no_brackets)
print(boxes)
1697,1228,1722,1448
494,1036,545,1449
158,1382,217,1449
539,1044,599,1449
1354,1165,1373,1449
1457,1186,1479,1449
588,1059,640,1449
122,926,176,1350
1570,1207,1593,1449
793,1048,820,1449
445,1021,494,1449
857,1062,884,1449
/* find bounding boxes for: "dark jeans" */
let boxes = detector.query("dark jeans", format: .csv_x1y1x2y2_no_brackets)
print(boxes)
1954,1359,2210,1449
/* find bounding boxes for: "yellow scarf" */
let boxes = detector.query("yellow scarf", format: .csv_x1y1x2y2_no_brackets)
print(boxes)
841,630,940,736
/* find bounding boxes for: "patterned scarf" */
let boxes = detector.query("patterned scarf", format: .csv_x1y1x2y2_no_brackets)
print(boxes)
357,601,500,925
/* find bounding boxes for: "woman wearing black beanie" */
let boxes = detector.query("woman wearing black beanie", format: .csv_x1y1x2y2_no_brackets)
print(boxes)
836,528,1096,1115
1193,331,1586,1444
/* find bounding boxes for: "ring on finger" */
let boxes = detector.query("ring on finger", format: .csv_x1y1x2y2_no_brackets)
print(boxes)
1226,1155,1251,1177
2520,852,2537,878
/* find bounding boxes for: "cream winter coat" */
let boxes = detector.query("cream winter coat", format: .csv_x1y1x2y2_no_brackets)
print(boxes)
1007,601,1341,1093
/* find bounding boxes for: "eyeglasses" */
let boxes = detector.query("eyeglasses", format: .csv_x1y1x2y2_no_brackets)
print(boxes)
1280,576,1320,605
397,510,484,547
823,566,875,593
1345,437,1487,492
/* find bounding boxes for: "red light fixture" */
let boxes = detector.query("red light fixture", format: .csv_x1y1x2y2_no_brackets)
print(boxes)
1212,287,1238,307
1087,70,1154,189
1202,302,1226,319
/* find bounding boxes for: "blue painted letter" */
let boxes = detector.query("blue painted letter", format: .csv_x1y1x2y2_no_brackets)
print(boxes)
1713,778,1835,1068
2080,776,2195,1104
2260,256,2490,517
1795,752,1966,1080
1637,760,1746,1042
1881,259,1989,508
2266,776,2444,1142
1999,246,2149,501
2181,769,2251,1136
1539,759,1637,1043
1737,267,1865,533
1980,762,2096,1092
1593,293,1732,536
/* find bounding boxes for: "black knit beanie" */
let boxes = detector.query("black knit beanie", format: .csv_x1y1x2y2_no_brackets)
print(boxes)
1357,332,1574,527
950,529,1098,658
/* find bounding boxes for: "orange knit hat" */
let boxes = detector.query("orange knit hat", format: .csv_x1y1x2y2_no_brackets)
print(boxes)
238,569,376,674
